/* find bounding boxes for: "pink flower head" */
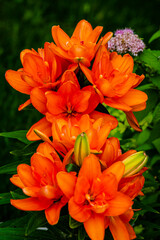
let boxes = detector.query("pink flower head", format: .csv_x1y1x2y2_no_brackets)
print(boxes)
108,28,145,56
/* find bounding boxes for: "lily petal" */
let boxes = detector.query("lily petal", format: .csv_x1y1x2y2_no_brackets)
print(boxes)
79,154,101,185
69,197,91,222
11,197,52,211
26,117,52,141
45,197,67,225
56,171,77,199
84,212,105,240
105,192,132,216
109,216,130,240
5,70,32,94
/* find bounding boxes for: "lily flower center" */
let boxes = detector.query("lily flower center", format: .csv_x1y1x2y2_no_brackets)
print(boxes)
85,192,109,214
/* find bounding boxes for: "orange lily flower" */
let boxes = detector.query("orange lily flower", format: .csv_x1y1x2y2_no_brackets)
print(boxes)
81,46,148,131
51,113,118,153
10,142,68,225
26,70,101,141
45,70,98,121
5,42,68,112
57,154,133,240
50,19,112,69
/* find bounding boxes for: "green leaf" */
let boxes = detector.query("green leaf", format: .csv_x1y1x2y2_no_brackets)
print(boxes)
66,163,79,173
0,192,11,205
153,103,160,124
78,225,86,240
148,30,160,43
0,130,32,144
136,83,155,91
0,227,54,240
0,214,31,228
137,129,150,145
10,190,27,199
138,49,160,74
69,215,82,229
152,138,160,153
151,76,160,89
25,212,47,236
10,142,38,156
0,161,20,174
0,228,27,240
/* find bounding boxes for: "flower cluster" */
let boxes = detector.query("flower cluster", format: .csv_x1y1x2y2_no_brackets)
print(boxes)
6,20,148,240
108,28,145,56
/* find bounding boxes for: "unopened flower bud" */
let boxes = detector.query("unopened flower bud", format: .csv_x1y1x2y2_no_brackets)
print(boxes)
74,132,90,167
122,151,148,177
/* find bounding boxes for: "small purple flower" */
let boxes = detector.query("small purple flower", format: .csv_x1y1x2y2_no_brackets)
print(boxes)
108,28,145,56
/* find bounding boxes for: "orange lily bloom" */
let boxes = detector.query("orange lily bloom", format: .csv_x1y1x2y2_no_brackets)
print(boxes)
45,70,99,121
26,70,101,141
10,142,68,225
57,154,133,240
51,113,118,153
50,19,112,69
5,42,68,112
81,46,148,131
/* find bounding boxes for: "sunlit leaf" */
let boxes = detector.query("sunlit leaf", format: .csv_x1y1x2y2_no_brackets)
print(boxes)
148,30,160,44
0,130,32,144
138,49,160,74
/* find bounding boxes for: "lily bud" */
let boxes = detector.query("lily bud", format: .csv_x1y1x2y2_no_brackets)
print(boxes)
122,151,148,177
74,132,90,167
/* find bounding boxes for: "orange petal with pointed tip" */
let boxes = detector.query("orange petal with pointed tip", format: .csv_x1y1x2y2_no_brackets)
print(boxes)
20,49,38,64
46,92,65,115
110,53,134,74
39,185,60,199
72,20,93,42
84,212,105,240
30,87,47,114
101,137,121,167
56,171,77,199
17,164,38,187
69,197,91,222
125,222,136,239
72,90,91,112
26,117,52,141
79,154,101,185
104,98,132,112
11,197,52,211
18,99,31,111
102,32,113,45
23,186,40,197
45,197,67,225
10,174,25,188
74,176,90,204
57,27,72,51
90,111,118,129
88,26,103,43
105,192,132,216
103,161,125,183
120,89,148,107
5,70,32,94
36,142,58,162
125,111,142,132
80,63,94,84
109,216,130,240
31,153,54,182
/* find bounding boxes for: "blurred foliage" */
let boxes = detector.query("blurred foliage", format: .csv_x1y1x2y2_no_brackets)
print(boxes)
0,0,160,239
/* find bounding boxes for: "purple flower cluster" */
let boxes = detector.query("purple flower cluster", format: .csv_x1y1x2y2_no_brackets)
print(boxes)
108,28,145,56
